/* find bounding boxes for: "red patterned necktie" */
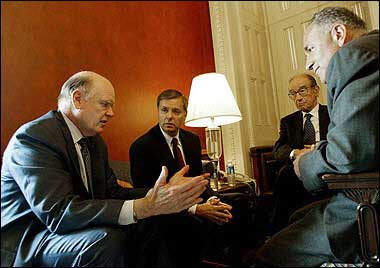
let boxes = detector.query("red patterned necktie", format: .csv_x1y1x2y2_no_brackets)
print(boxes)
171,137,185,169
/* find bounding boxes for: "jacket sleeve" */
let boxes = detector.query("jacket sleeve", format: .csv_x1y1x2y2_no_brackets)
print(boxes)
273,117,293,165
189,134,204,176
129,140,162,188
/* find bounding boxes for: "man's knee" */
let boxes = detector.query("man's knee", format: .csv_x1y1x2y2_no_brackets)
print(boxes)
34,226,129,267
91,227,127,252
75,227,128,266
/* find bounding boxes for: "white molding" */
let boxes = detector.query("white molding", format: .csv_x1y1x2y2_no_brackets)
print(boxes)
209,1,246,174
368,1,379,30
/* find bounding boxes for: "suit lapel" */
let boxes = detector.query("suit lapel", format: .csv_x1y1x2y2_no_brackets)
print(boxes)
294,111,304,146
152,125,178,177
55,111,90,197
87,136,101,198
318,105,329,140
179,130,190,164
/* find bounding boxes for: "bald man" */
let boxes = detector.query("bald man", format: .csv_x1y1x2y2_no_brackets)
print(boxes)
1,71,208,267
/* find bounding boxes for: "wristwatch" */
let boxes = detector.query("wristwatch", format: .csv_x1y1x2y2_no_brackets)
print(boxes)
290,149,296,161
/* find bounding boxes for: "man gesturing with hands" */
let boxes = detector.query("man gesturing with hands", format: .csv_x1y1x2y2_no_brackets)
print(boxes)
1,71,208,268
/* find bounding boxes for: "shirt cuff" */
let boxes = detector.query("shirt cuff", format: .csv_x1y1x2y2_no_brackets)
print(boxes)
118,200,137,225
207,196,219,202
188,195,218,214
188,204,197,214
290,149,296,161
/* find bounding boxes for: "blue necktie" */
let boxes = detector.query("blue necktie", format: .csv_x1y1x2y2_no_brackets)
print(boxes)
303,113,316,145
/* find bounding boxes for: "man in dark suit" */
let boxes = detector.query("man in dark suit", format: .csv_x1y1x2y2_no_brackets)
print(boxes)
1,71,209,267
252,7,378,266
270,73,330,232
130,89,254,264
130,89,234,224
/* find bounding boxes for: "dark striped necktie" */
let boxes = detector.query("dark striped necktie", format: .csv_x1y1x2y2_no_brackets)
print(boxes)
303,113,316,145
78,138,94,197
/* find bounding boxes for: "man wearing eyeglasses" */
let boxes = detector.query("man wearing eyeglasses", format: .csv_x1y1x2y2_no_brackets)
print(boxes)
270,73,330,233
250,7,378,266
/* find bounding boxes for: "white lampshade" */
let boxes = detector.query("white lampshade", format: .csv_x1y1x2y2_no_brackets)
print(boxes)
185,73,242,127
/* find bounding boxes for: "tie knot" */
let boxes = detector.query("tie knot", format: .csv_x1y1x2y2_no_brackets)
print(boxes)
78,138,89,148
171,137,178,146
305,113,312,120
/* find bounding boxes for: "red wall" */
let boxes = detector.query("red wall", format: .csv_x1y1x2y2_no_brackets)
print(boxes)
1,1,215,161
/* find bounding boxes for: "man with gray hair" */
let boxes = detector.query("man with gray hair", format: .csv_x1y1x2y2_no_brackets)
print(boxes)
270,73,330,233
249,6,378,266
1,71,209,267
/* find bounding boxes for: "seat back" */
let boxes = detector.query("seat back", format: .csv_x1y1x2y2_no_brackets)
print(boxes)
249,145,279,194
109,159,133,186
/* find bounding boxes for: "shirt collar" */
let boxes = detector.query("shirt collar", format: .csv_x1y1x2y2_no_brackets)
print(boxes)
159,125,181,147
302,103,319,119
60,111,84,144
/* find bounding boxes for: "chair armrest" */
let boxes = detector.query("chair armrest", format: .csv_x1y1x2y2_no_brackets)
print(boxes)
117,179,134,188
322,171,379,266
321,172,379,190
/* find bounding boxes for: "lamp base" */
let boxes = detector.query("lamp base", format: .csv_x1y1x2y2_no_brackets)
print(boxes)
208,160,221,191
210,177,219,191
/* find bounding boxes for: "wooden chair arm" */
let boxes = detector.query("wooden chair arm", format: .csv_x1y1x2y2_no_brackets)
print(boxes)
322,171,379,266
321,172,379,190
117,179,134,188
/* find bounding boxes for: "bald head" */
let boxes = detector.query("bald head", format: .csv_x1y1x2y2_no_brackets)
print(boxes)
58,71,115,136
58,71,112,109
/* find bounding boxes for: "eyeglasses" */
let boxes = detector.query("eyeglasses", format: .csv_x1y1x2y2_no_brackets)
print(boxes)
288,86,314,100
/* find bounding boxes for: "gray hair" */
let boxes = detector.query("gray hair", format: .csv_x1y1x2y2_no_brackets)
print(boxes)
57,72,93,108
157,89,188,113
289,73,318,87
309,6,367,32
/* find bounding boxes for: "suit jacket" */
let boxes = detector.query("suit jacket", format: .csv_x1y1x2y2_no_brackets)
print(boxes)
130,124,215,198
273,105,330,165
299,30,379,261
266,30,379,265
1,110,147,267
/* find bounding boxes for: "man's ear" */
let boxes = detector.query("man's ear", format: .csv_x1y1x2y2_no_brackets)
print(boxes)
314,85,320,97
330,24,347,47
71,89,83,109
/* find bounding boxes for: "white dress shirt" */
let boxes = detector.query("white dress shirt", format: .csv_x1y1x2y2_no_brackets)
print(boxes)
159,126,202,214
159,126,187,164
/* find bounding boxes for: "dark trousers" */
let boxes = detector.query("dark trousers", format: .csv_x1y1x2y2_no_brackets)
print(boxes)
31,214,203,267
202,192,257,265
250,194,360,267
33,226,129,267
134,213,205,268
269,165,315,233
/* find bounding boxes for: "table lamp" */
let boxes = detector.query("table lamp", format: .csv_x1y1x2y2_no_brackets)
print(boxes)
185,72,242,189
